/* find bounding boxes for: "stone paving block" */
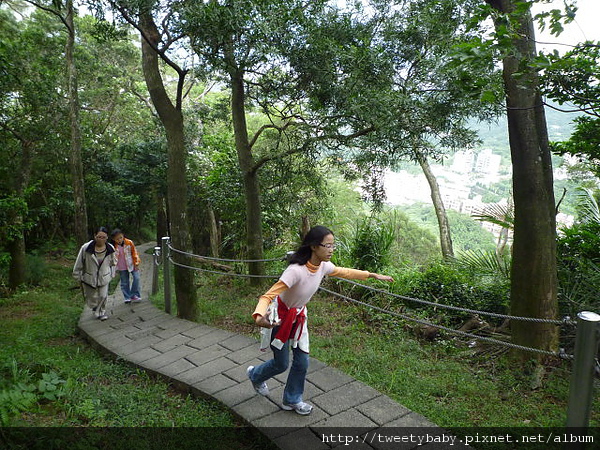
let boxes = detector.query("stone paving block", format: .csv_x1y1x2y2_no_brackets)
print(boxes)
177,357,237,385
380,411,437,428
181,324,217,339
311,380,380,416
187,329,235,350
191,374,237,396
267,380,322,403
223,359,267,383
126,347,163,364
95,333,133,351
185,344,229,366
307,365,354,392
151,333,193,352
129,313,175,330
79,317,120,339
232,396,281,422
356,395,411,426
307,358,328,374
153,320,198,339
313,408,378,429
107,307,162,326
253,405,329,430
142,344,198,370
273,426,330,450
219,334,256,352
155,316,191,331
159,357,198,378
125,327,160,341
212,381,257,407
224,345,263,365
119,334,163,356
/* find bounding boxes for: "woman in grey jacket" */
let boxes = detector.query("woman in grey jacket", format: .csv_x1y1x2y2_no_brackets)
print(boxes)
73,227,117,320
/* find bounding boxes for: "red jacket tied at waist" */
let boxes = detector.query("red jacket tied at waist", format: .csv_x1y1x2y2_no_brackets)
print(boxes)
271,296,306,351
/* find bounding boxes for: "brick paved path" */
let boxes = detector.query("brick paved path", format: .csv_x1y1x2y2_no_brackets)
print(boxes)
78,243,458,449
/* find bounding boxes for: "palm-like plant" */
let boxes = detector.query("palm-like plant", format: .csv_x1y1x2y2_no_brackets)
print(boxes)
452,200,514,281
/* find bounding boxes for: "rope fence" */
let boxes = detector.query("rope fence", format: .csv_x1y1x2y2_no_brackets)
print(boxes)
334,277,577,326
154,238,599,430
161,241,577,359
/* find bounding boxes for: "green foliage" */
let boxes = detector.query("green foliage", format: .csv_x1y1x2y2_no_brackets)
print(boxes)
404,203,496,254
0,388,37,426
393,263,509,325
36,371,66,401
452,249,511,281
346,215,396,273
25,254,47,286
195,271,586,428
557,219,600,317
552,117,600,179
0,359,65,425
0,260,261,438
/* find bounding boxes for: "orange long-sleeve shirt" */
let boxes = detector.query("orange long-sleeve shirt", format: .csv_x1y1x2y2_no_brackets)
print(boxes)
252,261,369,319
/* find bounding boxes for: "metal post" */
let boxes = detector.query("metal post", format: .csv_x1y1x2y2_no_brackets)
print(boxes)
566,311,600,429
161,237,172,315
151,246,161,295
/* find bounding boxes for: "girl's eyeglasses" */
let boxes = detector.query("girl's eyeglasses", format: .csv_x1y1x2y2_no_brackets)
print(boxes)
319,243,336,250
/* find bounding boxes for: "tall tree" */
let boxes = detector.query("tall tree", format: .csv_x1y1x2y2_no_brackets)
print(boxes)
0,7,64,288
295,0,500,257
23,0,89,244
179,0,366,279
107,0,198,318
485,0,558,360
415,149,454,258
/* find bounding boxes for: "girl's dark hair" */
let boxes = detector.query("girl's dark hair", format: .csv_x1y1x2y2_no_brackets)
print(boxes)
288,225,334,265
111,228,123,237
95,226,109,236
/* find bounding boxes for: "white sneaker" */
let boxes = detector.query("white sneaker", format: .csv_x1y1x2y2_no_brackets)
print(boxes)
246,366,269,396
98,314,109,321
282,401,313,415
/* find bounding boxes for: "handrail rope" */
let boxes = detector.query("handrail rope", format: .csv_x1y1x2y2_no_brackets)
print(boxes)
164,242,576,333
168,256,279,279
168,243,285,263
163,254,574,358
319,287,571,359
332,277,575,326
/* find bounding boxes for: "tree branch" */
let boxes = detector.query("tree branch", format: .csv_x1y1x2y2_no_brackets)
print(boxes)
24,0,70,33
252,125,375,172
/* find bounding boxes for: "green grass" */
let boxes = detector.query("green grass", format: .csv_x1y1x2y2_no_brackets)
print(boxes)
191,273,599,429
0,258,273,449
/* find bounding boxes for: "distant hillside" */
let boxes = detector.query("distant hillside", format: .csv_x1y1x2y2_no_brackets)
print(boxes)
469,101,583,167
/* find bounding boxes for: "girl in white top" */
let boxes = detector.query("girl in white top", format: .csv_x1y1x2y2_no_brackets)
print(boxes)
247,225,394,415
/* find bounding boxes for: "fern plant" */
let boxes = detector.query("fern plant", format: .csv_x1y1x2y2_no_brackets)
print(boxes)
0,388,37,426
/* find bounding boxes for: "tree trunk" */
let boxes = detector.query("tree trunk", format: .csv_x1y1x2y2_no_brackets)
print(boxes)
229,68,265,282
7,139,34,290
65,0,88,245
208,206,220,258
416,150,454,259
139,11,198,319
488,0,558,359
156,192,168,245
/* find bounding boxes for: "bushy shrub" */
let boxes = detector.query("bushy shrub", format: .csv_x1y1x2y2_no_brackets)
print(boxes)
25,255,47,286
557,221,600,318
393,263,509,326
347,216,396,273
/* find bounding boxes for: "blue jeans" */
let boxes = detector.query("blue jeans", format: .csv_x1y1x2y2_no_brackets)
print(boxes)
249,327,309,405
119,269,140,301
